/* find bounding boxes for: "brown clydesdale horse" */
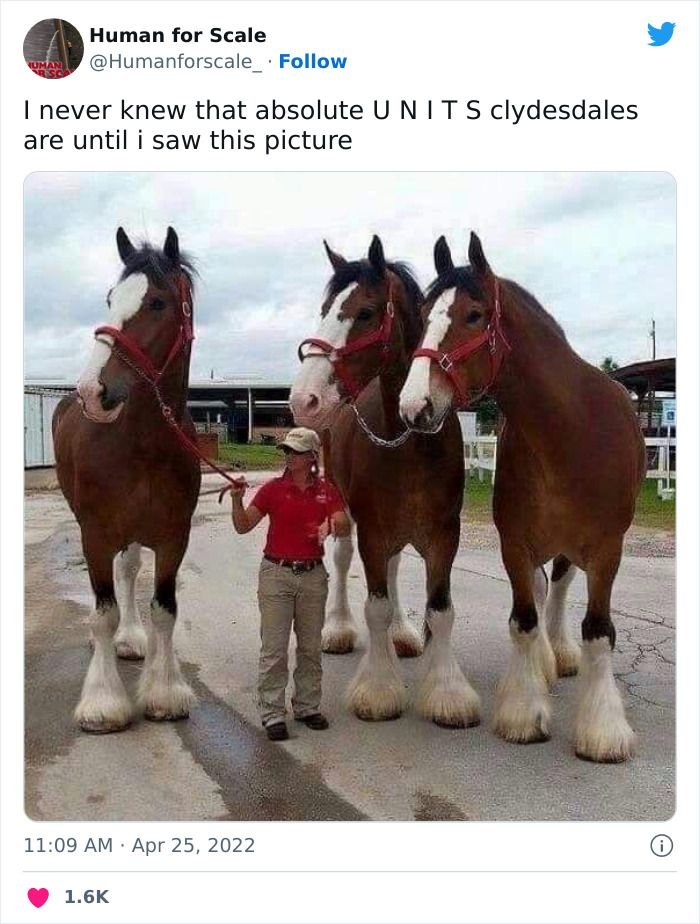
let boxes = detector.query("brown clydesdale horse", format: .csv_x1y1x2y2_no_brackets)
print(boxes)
290,237,480,728
52,227,201,733
400,234,645,761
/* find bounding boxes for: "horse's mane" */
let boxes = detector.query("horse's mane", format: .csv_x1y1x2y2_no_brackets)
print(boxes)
120,242,196,292
427,266,567,341
325,259,424,352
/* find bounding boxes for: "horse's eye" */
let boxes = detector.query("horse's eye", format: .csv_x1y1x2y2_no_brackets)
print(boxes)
466,310,482,324
150,297,166,311
357,307,374,322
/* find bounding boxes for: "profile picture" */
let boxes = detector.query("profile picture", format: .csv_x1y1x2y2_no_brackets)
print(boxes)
23,18,83,79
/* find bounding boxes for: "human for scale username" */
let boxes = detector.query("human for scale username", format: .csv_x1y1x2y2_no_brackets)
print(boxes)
223,428,351,742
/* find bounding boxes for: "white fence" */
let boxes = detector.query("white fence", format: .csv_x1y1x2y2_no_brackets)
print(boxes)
465,435,676,496
24,392,65,467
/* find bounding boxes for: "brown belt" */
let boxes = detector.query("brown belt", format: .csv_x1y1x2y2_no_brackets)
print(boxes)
264,555,322,574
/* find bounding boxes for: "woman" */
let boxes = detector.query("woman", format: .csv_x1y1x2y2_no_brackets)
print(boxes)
227,428,351,741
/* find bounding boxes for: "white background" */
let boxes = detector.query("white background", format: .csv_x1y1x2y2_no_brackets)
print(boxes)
2,2,698,922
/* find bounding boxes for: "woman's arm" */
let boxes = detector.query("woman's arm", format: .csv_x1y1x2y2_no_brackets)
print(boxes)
231,495,265,534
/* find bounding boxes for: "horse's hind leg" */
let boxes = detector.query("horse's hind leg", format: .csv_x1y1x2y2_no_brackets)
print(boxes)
114,543,147,660
575,541,634,762
545,555,580,677
387,552,423,658
75,534,134,733
415,527,480,728
138,541,195,721
322,531,358,654
493,543,556,743
347,535,406,720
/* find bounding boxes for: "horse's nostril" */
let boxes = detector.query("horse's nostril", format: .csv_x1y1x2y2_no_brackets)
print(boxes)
424,397,434,417
305,393,320,412
101,381,127,411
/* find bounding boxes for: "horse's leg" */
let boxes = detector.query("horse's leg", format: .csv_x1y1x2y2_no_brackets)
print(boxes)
114,542,148,660
532,565,557,688
138,541,195,721
575,541,634,762
415,527,480,728
545,555,581,677
346,535,406,720
321,531,358,654
75,533,134,733
388,551,423,658
493,543,556,742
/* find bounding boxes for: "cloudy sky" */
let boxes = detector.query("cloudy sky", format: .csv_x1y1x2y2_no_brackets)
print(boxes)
24,172,675,383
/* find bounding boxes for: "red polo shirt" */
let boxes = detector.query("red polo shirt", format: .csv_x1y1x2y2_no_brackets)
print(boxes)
251,472,345,561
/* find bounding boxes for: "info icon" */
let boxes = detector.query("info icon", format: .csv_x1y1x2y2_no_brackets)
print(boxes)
650,834,673,857
24,18,84,79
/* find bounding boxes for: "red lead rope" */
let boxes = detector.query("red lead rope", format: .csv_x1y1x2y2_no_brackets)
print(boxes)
90,273,245,496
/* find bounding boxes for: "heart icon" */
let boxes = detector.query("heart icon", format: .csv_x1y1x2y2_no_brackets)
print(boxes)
27,888,49,908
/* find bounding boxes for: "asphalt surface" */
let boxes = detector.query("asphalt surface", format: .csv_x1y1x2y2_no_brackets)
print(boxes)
25,472,675,822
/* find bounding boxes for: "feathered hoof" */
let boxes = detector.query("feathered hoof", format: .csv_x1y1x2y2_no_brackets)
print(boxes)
553,642,581,678
492,697,551,744
575,718,635,763
139,681,195,722
391,626,424,659
75,696,134,734
347,673,407,722
416,680,481,729
322,624,357,655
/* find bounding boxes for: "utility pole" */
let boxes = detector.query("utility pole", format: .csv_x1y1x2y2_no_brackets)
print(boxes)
648,318,656,432
650,318,656,360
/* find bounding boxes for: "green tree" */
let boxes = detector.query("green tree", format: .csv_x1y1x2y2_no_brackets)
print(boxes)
600,356,619,375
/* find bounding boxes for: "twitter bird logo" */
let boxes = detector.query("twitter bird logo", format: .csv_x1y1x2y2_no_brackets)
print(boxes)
648,22,676,46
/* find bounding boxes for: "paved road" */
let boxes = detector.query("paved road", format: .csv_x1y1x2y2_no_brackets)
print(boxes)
25,474,675,822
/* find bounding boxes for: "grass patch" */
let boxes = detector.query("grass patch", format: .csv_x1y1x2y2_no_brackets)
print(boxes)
218,442,285,470
462,475,675,531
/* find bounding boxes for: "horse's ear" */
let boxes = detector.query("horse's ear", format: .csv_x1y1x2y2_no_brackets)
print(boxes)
323,240,346,270
468,232,492,277
164,227,180,264
434,235,454,275
368,235,386,275
116,227,135,264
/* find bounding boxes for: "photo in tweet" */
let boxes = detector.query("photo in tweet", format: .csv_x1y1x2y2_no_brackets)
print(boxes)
24,170,675,824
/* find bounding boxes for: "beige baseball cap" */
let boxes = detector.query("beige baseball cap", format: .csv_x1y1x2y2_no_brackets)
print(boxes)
278,427,321,454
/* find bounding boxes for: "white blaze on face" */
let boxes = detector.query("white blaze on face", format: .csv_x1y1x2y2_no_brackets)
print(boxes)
399,288,455,424
77,273,148,422
289,284,356,426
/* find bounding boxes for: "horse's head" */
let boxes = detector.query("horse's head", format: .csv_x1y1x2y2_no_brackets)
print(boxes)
400,233,506,432
290,235,420,430
77,227,194,423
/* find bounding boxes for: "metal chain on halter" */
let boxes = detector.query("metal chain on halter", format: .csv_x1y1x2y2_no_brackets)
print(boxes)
350,400,413,448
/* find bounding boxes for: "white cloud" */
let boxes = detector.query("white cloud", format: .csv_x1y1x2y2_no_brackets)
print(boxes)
24,172,675,380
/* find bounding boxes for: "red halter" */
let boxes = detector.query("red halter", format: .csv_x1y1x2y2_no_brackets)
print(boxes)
93,274,194,385
412,279,510,408
89,272,249,492
297,281,397,400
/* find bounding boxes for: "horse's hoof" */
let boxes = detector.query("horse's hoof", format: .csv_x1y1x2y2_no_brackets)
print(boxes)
355,708,402,722
79,717,131,734
144,710,190,722
433,716,480,729
574,723,635,763
392,637,423,659
493,705,551,744
322,631,356,655
347,681,406,721
553,645,581,677
115,643,146,661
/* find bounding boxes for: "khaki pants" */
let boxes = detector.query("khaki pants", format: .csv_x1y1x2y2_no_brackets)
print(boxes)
257,559,329,726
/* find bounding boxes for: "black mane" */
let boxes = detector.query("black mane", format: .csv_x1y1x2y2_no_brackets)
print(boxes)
427,267,566,341
325,259,424,351
120,242,196,291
